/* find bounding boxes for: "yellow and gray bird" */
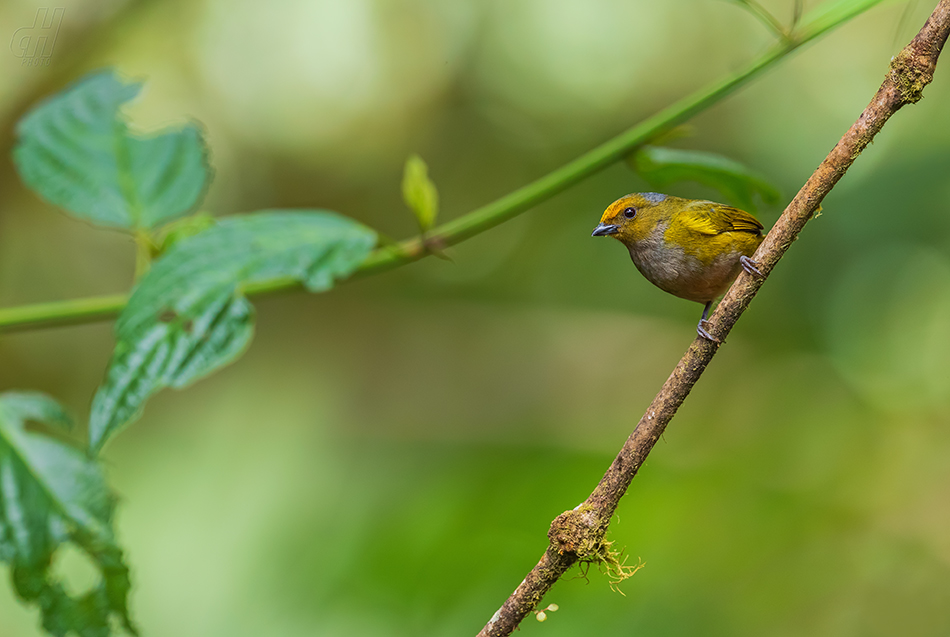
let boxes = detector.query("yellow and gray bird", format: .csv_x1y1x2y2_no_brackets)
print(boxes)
592,192,764,341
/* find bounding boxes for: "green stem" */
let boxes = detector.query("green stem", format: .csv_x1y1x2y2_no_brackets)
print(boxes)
0,294,129,333
133,231,154,280
735,0,793,40
0,2,882,335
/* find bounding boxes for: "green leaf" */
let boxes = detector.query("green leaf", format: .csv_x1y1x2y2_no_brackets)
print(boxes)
0,392,135,637
630,145,781,213
89,211,377,453
401,154,439,232
13,69,211,231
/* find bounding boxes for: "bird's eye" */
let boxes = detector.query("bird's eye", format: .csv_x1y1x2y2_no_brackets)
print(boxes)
623,207,636,219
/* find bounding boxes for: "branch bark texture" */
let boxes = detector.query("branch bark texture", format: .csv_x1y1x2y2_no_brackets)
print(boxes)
477,3,950,636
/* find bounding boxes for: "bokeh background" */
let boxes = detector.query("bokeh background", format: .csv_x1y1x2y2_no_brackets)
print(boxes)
2,0,950,635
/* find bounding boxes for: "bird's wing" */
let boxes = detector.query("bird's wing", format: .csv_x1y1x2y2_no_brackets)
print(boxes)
680,202,763,235
717,205,764,232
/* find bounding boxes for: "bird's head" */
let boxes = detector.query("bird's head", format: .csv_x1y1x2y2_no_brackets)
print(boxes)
591,192,672,245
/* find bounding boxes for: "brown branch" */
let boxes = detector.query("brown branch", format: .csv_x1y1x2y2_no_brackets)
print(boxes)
477,2,950,635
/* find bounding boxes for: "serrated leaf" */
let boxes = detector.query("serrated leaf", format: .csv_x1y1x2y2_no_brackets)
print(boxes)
89,211,377,453
402,154,439,232
630,145,780,213
0,392,135,637
13,69,210,231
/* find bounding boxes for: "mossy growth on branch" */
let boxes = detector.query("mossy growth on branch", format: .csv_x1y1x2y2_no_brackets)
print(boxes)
547,506,643,594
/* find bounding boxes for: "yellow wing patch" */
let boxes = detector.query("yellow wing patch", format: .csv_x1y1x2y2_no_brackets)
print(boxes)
678,212,720,235
679,201,763,235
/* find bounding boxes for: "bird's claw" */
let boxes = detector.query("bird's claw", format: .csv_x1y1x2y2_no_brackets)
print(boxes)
740,255,764,278
697,320,721,344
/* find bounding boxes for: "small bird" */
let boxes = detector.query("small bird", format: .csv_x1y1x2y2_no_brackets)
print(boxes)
592,192,764,342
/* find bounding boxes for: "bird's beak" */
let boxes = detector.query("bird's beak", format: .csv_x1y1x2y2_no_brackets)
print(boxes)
591,223,620,237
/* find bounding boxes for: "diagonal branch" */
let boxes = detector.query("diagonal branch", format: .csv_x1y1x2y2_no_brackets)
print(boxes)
477,2,950,636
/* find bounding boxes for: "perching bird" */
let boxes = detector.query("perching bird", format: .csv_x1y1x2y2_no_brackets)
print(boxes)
592,192,764,342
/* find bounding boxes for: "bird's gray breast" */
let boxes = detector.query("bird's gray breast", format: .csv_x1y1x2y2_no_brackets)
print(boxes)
626,222,737,303
627,222,686,290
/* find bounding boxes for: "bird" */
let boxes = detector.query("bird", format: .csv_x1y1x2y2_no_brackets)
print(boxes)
591,192,764,342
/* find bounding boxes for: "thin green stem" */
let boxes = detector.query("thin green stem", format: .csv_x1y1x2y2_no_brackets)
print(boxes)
133,231,154,280
793,0,805,31
0,294,129,333
735,0,792,40
0,1,883,335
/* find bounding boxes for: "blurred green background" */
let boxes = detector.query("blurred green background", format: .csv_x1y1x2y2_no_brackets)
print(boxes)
2,0,950,635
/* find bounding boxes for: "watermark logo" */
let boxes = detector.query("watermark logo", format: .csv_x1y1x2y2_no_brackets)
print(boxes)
10,8,65,67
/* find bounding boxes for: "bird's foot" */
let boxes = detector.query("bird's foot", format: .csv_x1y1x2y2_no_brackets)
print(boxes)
697,320,721,344
740,255,764,278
